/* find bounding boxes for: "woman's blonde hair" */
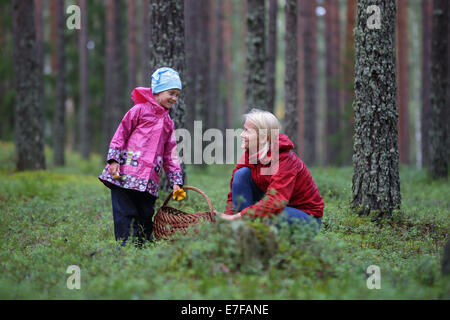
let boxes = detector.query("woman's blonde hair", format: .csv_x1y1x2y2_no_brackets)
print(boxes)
243,108,281,159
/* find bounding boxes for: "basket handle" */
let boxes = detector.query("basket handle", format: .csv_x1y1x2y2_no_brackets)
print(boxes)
161,186,215,215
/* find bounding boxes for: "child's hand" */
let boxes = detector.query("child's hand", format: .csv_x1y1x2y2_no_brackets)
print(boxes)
109,162,120,176
173,184,181,192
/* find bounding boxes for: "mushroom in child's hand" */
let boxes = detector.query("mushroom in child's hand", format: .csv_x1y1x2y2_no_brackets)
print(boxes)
172,188,186,201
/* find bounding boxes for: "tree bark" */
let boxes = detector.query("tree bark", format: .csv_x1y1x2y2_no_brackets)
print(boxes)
34,0,45,145
341,0,356,166
284,0,298,149
352,0,401,219
103,0,125,156
184,0,198,134
245,0,267,111
300,0,318,165
409,0,421,169
12,0,46,170
223,0,233,130
198,0,211,130
240,0,248,117
207,0,218,129
127,0,137,105
266,0,277,114
296,0,305,158
140,0,151,85
324,0,341,165
396,0,409,164
429,0,449,179
148,0,187,189
79,0,90,159
421,0,432,168
52,0,66,166
215,1,225,131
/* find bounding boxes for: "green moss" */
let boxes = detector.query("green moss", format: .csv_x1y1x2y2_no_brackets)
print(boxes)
0,141,448,299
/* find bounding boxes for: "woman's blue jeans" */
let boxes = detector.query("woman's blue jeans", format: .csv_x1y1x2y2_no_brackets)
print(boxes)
232,167,322,229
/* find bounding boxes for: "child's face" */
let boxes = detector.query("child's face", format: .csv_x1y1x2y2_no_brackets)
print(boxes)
155,89,180,109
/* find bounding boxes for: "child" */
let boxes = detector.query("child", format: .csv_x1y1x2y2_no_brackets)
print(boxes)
99,67,183,246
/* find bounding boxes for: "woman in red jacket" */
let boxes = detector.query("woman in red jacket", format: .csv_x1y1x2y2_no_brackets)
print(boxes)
218,109,324,228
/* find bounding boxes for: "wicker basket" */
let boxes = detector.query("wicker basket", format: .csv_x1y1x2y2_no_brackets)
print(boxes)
153,186,216,240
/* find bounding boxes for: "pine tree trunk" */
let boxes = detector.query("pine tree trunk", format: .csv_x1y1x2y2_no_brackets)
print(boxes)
266,0,277,114
215,1,225,131
421,0,432,167
296,0,304,158
341,0,356,166
12,0,46,170
127,0,137,104
79,0,90,159
207,0,218,129
223,0,233,130
284,0,298,149
396,0,409,164
148,0,187,189
103,0,124,156
352,0,401,219
141,0,151,84
184,0,198,134
34,0,44,146
191,0,211,169
240,0,248,117
53,0,66,166
429,0,449,179
324,0,341,165
245,0,267,111
300,0,318,165
198,0,211,130
409,0,422,169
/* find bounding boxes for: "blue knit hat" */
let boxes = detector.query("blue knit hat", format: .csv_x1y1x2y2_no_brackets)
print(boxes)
151,67,182,94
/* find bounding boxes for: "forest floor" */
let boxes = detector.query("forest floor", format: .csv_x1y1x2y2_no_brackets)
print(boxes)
0,141,449,299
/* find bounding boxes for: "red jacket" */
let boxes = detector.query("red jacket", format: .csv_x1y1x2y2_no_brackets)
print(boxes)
225,134,324,218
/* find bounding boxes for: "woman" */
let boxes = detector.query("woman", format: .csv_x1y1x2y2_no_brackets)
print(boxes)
217,109,324,228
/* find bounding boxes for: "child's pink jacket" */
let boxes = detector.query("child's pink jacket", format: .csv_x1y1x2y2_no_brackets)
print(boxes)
98,87,183,196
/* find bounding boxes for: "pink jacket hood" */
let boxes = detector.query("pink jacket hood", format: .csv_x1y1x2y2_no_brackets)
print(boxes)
131,87,155,104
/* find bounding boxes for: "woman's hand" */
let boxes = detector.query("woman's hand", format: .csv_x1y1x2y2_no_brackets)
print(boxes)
215,210,242,221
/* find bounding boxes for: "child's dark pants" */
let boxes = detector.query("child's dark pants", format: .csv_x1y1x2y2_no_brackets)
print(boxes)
110,185,157,247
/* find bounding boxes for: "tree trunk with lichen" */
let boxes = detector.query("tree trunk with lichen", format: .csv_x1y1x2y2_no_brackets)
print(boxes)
284,0,298,149
148,0,187,190
245,0,267,111
429,0,449,179
12,0,46,171
352,1,401,219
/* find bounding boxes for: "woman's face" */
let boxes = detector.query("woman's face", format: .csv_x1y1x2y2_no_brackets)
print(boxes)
155,89,180,109
240,119,260,150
